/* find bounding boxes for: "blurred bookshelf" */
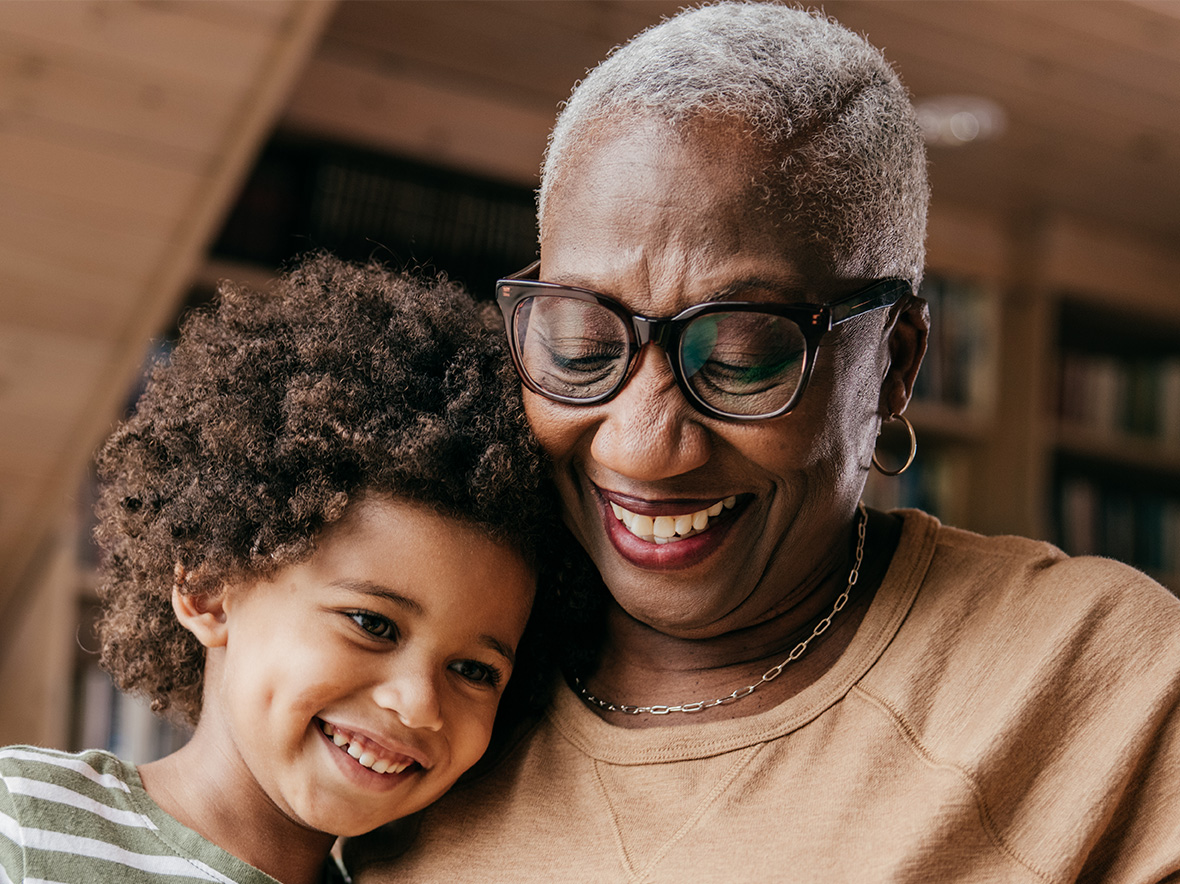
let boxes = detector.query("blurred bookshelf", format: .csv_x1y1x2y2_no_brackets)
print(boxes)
71,592,191,764
863,229,1180,596
210,134,539,301
1049,301,1180,592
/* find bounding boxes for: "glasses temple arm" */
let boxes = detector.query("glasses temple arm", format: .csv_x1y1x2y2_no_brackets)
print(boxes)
828,279,912,325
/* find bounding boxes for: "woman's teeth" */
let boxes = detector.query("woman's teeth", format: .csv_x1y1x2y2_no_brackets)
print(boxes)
320,721,412,775
610,496,737,544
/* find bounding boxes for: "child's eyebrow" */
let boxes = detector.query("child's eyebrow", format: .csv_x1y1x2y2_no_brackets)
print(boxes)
331,580,424,615
482,636,516,667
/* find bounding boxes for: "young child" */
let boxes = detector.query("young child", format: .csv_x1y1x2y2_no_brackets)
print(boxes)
0,254,551,884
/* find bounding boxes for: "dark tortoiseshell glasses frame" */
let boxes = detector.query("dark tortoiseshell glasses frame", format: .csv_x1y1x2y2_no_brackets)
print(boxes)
496,261,912,422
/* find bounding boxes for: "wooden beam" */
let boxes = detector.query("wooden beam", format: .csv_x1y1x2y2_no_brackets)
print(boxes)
0,0,339,652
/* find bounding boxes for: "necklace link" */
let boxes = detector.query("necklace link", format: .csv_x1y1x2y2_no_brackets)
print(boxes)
573,502,868,716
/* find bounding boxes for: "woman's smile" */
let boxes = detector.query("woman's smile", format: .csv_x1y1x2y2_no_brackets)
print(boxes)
596,486,745,569
605,492,739,543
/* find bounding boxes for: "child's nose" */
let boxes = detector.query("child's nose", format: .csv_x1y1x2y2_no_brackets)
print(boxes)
374,665,443,732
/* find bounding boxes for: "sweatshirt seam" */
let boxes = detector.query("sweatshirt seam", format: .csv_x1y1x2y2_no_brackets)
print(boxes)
590,758,644,884
591,745,764,882
850,684,1057,884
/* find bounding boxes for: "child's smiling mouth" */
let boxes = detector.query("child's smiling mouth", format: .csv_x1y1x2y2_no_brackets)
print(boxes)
318,720,423,775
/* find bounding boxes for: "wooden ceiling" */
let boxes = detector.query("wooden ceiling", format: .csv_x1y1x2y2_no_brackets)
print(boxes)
291,0,1180,248
2,0,1179,635
0,0,334,630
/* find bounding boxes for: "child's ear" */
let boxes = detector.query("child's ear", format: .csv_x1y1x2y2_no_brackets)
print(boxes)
172,577,229,649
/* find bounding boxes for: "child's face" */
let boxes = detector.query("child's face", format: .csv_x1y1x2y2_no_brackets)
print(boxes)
196,496,535,837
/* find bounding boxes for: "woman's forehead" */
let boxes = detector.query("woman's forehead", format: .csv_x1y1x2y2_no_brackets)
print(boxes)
539,120,821,312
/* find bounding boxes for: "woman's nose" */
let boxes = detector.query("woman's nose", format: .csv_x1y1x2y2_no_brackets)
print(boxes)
374,665,444,732
590,346,711,482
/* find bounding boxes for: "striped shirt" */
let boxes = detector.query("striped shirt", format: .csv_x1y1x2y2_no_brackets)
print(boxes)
0,745,290,883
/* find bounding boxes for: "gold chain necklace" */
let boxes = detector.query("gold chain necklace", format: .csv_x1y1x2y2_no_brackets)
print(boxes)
572,501,868,716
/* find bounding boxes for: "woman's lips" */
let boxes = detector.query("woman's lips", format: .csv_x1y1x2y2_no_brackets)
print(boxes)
607,494,737,543
596,489,742,569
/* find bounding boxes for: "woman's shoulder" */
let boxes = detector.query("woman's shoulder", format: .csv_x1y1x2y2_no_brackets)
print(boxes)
897,507,1178,623
882,509,1180,708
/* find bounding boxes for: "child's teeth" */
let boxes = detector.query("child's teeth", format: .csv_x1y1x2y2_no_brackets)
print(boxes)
323,721,412,775
692,510,709,531
707,502,723,517
675,514,694,535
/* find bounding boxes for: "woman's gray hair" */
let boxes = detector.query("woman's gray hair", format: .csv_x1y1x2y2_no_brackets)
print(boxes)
539,1,929,286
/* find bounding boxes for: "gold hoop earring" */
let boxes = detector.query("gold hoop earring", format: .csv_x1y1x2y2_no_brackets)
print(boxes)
872,413,917,476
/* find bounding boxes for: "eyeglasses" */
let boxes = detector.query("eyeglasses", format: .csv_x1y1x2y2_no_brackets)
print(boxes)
496,262,911,422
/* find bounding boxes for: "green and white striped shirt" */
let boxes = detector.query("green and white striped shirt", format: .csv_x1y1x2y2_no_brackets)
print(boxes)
1,745,290,884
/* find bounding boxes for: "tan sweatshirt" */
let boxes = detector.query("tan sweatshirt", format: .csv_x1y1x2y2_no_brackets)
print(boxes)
352,510,1180,883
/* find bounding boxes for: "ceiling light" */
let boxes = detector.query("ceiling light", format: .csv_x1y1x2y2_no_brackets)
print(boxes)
915,95,1007,147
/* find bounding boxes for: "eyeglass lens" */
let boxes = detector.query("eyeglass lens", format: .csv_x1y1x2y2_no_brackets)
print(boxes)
513,296,809,417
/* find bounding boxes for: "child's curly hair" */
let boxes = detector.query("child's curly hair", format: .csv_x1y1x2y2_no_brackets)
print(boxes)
94,253,552,726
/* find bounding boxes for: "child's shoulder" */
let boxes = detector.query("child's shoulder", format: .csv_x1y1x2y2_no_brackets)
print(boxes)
1,742,128,773
0,745,145,880
0,744,276,884
1,744,141,831
0,743,136,804
0,741,139,812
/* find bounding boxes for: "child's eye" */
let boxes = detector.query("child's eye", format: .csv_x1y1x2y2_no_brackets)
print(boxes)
448,659,502,687
347,611,397,640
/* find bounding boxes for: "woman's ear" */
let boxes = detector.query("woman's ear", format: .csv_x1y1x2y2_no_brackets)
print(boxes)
172,571,229,649
879,297,930,417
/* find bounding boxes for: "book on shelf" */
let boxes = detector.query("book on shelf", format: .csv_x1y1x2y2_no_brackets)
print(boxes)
1055,473,1180,586
1058,351,1180,450
911,273,996,415
213,137,538,300
863,446,972,528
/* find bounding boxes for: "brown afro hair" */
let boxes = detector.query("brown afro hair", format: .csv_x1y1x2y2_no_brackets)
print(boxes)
94,253,552,726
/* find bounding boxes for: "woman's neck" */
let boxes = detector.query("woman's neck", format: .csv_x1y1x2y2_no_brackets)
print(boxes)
577,508,901,728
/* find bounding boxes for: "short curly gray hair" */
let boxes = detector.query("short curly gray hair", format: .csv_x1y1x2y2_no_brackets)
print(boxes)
539,1,928,286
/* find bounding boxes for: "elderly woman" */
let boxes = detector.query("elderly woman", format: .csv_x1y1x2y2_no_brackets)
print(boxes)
353,4,1180,881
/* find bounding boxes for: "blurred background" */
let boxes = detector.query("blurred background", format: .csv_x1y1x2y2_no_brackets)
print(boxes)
2,0,1178,754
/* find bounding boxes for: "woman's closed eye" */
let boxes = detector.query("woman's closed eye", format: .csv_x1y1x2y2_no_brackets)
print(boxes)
448,658,503,688
347,610,398,641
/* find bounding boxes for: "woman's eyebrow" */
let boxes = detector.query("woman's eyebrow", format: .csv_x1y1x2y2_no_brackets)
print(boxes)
713,276,810,301
330,580,424,615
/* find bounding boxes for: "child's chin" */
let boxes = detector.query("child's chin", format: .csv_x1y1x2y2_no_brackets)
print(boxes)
327,804,425,840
